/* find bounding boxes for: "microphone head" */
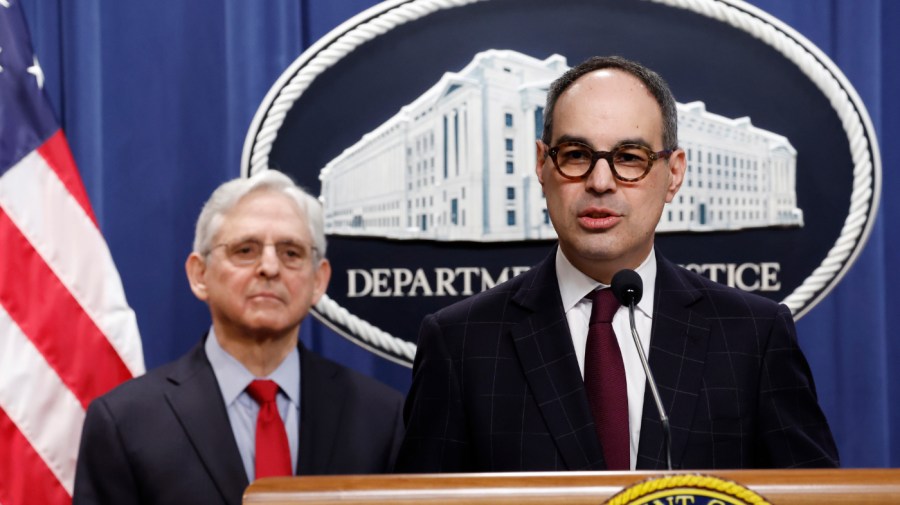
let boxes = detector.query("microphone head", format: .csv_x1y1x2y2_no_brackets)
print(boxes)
611,269,643,306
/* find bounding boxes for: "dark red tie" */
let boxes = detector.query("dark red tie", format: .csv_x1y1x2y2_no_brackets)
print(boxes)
584,288,629,470
246,380,292,478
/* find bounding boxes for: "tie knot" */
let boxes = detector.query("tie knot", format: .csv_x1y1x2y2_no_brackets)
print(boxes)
589,288,620,324
246,379,279,405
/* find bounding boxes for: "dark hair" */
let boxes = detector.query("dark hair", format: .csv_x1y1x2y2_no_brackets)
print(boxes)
541,55,678,150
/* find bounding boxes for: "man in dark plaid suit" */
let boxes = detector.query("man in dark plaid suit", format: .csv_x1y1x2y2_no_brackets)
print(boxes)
395,56,838,472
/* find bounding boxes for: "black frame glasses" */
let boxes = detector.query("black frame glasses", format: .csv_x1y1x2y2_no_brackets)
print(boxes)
545,141,673,182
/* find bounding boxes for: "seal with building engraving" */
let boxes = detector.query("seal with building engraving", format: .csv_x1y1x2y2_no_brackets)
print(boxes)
243,0,880,366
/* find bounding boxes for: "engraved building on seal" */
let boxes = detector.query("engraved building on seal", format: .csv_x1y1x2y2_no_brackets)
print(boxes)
319,49,803,241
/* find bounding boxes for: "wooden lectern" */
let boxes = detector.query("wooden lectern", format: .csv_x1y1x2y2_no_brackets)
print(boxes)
244,469,900,504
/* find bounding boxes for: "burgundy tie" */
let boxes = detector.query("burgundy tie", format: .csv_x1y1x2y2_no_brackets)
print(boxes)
584,288,629,470
246,380,292,478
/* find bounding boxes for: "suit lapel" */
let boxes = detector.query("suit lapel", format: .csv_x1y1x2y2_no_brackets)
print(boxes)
297,345,343,474
636,253,711,469
509,251,605,470
164,342,248,505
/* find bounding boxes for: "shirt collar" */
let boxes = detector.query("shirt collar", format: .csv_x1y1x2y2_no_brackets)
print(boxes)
205,327,301,407
554,246,657,318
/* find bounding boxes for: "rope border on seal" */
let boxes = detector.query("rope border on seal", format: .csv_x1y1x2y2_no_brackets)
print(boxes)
242,0,880,367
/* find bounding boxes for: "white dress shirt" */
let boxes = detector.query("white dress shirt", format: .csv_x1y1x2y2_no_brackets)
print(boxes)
555,247,657,470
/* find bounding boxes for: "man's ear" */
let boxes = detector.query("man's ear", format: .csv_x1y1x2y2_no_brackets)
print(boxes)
185,252,210,301
665,148,687,203
535,139,549,184
311,258,332,306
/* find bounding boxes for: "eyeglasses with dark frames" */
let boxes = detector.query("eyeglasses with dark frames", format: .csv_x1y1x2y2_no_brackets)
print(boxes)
544,141,673,182
208,239,318,269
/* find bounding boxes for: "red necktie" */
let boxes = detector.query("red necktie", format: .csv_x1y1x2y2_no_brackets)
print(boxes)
584,288,629,470
246,380,292,478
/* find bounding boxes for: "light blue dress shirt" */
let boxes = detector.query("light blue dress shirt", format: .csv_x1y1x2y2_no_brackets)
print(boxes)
204,328,301,481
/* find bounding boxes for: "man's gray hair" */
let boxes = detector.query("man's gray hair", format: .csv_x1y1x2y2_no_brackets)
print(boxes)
192,170,326,260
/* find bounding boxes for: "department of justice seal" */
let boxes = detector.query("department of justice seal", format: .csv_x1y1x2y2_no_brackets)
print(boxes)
605,474,770,505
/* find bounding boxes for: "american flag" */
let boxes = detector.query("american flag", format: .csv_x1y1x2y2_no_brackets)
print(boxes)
0,2,144,504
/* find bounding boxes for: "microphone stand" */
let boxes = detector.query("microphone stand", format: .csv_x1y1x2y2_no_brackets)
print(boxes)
626,296,672,471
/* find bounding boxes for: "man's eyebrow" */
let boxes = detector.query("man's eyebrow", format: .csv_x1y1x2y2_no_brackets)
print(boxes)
556,134,650,150
553,134,592,146
223,235,304,245
274,238,307,246
613,137,653,149
225,235,259,244
552,135,654,150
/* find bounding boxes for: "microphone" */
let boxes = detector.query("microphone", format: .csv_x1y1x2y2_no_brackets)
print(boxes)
611,269,672,470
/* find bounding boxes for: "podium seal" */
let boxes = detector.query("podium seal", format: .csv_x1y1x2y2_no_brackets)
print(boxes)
605,474,770,505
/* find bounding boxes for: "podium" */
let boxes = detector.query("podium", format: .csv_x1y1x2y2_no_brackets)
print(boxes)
244,469,900,504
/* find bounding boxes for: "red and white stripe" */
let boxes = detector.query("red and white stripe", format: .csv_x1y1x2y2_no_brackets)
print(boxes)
0,131,143,503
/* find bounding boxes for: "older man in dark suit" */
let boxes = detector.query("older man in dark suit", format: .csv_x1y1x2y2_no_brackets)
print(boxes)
395,56,838,472
74,170,404,505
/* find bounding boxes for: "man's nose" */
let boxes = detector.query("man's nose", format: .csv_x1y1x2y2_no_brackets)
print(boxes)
257,245,281,276
585,158,618,193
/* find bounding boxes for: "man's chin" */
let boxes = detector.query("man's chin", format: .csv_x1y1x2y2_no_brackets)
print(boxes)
563,239,623,263
241,317,302,341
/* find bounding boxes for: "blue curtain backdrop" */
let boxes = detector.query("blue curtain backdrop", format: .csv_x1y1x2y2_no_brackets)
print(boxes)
18,0,898,468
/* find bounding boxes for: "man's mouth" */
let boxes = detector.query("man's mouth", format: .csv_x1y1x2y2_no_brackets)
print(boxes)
250,292,282,301
577,208,621,230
